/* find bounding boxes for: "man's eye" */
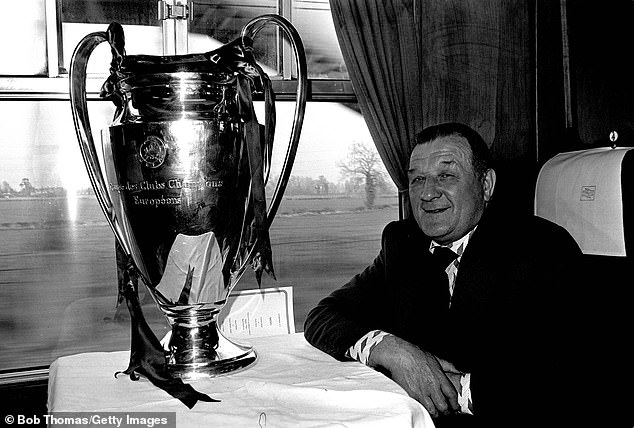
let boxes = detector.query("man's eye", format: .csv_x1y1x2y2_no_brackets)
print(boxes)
411,176,424,184
439,173,453,179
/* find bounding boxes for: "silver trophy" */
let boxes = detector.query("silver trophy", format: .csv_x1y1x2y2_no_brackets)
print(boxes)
69,15,307,379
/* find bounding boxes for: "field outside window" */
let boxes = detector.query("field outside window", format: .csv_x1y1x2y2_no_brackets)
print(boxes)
0,99,398,372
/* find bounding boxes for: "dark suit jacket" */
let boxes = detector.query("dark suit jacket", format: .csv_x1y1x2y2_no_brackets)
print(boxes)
304,202,590,427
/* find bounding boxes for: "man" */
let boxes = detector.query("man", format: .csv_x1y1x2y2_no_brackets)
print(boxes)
304,123,587,427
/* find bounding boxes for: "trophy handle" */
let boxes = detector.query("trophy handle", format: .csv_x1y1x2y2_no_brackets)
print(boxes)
69,31,133,258
241,14,308,225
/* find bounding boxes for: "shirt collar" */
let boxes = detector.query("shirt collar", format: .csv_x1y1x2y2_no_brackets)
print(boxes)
429,226,478,258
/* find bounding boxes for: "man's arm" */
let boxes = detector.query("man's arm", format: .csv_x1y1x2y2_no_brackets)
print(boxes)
303,257,386,360
304,222,397,360
367,334,461,418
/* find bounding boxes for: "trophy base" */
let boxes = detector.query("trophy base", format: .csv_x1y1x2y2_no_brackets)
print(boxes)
165,315,257,380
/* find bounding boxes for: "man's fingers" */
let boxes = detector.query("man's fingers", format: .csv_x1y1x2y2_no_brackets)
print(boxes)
430,391,453,416
440,380,460,413
420,395,439,419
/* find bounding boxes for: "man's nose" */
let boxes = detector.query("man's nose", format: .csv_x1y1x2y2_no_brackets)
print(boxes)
421,178,441,201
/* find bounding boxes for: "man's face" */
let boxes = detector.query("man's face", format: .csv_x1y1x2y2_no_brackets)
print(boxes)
408,135,495,245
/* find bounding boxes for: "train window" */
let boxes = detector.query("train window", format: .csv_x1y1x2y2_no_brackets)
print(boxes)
0,1,391,378
292,0,347,79
188,0,348,80
0,1,49,75
59,0,162,75
0,1,351,96
188,1,279,75
0,97,397,372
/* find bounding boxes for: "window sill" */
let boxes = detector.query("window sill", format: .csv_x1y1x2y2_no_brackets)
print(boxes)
0,76,357,102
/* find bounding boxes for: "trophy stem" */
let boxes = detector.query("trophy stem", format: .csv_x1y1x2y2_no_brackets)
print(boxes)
164,308,257,379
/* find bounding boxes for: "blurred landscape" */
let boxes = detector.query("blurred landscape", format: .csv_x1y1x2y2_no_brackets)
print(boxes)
0,99,397,372
0,193,398,371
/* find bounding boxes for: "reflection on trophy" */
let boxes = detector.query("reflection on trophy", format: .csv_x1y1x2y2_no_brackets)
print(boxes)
69,15,307,379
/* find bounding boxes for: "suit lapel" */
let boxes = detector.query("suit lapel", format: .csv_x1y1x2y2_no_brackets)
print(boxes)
451,206,505,311
403,220,452,311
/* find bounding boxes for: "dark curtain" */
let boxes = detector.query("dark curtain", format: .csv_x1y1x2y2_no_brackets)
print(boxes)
329,1,422,218
329,0,534,218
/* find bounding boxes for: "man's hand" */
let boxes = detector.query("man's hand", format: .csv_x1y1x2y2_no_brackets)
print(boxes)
367,335,460,418
436,356,464,396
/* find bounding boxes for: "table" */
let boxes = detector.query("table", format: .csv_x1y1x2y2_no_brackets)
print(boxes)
48,333,433,427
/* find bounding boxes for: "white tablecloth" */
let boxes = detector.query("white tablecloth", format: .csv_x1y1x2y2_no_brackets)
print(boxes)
48,333,433,427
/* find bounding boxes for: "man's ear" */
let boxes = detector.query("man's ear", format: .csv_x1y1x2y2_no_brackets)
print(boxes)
482,168,496,202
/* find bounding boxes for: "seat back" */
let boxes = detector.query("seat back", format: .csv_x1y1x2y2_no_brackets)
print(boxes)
535,147,634,426
535,146,634,257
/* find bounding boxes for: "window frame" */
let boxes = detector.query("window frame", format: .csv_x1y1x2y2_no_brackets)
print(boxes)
0,0,359,385
0,77,357,102
0,0,357,102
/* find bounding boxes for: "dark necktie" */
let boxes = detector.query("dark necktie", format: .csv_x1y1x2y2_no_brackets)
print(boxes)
432,246,458,271
431,246,458,306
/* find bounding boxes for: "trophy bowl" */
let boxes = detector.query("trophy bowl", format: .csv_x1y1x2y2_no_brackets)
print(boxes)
69,15,307,379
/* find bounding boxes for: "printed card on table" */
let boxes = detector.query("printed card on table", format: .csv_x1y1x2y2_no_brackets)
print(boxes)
218,286,295,338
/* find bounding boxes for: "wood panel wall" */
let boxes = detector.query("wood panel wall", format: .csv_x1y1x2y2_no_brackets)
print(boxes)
418,0,634,212
419,0,534,163
417,0,545,212
567,1,634,152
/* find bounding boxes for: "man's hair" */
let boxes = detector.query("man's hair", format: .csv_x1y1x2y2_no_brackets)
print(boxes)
414,122,493,180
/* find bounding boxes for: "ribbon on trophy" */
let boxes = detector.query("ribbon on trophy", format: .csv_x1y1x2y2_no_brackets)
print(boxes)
114,248,218,408
235,62,276,285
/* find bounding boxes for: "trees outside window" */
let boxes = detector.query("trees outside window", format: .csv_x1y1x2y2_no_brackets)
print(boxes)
338,142,392,208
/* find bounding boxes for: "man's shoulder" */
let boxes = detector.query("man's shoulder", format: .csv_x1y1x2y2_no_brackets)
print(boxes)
380,218,429,252
484,202,568,233
383,217,424,239
517,213,576,242
480,204,581,252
